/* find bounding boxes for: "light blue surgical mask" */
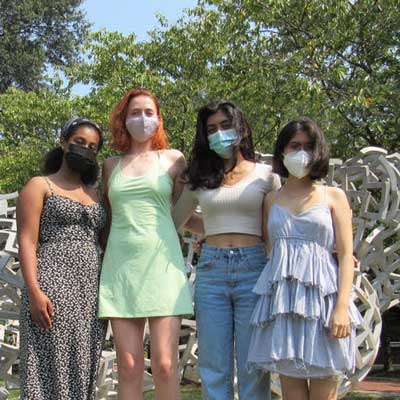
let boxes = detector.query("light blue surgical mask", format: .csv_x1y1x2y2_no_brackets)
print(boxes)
208,129,238,159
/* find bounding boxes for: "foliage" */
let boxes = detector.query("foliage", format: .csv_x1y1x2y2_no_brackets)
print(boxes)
0,0,89,92
194,0,400,155
0,0,399,192
0,86,92,192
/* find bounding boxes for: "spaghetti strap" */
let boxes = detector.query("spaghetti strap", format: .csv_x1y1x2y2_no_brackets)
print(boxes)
323,184,328,205
156,150,169,175
274,187,282,201
44,177,54,196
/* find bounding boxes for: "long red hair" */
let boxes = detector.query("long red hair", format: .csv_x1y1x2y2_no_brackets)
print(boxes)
109,88,169,152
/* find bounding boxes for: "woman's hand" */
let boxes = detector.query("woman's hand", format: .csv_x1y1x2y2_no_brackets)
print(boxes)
29,289,54,331
330,305,350,339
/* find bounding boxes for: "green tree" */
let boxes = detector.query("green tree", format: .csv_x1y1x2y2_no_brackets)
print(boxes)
1,0,399,192
0,0,90,92
198,0,400,155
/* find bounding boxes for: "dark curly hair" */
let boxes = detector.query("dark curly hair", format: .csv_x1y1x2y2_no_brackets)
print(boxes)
42,118,103,186
185,101,255,190
273,117,329,180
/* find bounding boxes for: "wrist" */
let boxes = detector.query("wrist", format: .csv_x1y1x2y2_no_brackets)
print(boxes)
27,285,41,297
335,301,349,310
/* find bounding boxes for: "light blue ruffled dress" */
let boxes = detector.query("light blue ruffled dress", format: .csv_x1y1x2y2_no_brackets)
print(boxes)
247,192,362,378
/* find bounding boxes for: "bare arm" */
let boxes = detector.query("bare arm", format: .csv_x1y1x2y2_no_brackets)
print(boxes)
262,192,275,255
182,213,204,235
99,157,119,250
329,186,354,338
165,149,204,235
17,177,54,330
171,185,199,232
167,149,187,206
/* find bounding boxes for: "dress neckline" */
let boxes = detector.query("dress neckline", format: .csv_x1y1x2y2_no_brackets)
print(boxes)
272,202,329,218
222,162,258,187
46,194,100,208
117,154,172,182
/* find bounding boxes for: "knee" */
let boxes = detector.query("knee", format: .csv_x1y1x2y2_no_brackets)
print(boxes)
118,356,144,382
151,357,177,381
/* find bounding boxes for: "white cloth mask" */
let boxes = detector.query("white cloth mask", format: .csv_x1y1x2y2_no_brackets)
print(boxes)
283,150,312,178
126,115,159,142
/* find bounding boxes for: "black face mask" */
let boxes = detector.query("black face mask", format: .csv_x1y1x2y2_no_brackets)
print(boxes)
65,144,97,174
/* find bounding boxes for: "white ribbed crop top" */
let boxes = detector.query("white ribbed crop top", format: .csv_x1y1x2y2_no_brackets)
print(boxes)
172,163,281,237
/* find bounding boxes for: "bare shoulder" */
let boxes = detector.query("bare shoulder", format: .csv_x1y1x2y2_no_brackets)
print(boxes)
20,176,48,196
104,156,120,171
163,149,185,163
326,186,349,207
257,163,281,190
265,191,276,207
327,186,347,199
18,176,48,209
161,149,186,177
266,190,276,201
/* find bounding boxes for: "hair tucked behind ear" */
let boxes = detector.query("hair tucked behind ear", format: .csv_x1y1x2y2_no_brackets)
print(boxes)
184,101,255,190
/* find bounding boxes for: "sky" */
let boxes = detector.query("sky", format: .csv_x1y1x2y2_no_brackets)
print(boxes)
81,0,198,41
70,0,198,95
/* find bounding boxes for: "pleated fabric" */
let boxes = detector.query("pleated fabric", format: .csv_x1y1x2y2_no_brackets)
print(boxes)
247,202,362,378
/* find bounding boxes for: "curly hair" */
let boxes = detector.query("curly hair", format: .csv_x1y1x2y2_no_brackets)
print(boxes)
109,88,169,152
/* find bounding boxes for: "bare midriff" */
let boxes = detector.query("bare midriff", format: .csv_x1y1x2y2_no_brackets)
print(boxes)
205,233,262,248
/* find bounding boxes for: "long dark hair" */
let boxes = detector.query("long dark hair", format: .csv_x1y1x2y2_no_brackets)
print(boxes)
42,118,103,186
185,101,255,190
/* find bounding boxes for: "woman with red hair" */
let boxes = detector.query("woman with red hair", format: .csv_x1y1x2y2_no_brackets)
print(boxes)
99,88,194,399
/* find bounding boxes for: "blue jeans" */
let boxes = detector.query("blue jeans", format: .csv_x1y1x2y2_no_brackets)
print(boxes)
195,243,270,400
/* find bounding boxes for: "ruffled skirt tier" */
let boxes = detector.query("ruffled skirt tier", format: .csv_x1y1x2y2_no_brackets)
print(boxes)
248,239,362,378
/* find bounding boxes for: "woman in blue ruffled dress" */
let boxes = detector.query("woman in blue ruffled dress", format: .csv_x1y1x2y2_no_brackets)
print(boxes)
247,117,362,400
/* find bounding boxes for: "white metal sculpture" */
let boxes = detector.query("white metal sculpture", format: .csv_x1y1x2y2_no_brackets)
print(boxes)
0,147,398,399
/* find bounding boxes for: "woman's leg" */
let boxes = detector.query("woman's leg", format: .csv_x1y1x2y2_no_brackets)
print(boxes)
309,377,338,400
111,318,146,400
280,375,309,400
148,316,182,400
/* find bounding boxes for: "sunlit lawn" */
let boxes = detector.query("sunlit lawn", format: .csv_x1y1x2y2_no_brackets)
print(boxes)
3,383,400,399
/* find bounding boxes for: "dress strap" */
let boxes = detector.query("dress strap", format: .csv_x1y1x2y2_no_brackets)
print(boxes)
323,184,328,205
274,187,282,201
156,150,169,175
44,177,54,196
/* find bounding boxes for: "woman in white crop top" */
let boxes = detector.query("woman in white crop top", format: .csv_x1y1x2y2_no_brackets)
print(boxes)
173,101,280,400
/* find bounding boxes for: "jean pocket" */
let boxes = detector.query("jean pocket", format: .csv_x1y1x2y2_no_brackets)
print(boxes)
195,256,214,271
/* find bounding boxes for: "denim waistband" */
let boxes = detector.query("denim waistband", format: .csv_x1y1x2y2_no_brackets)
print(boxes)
201,243,265,259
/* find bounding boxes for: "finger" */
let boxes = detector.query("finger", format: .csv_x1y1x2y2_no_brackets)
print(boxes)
36,315,48,331
47,300,55,318
336,326,345,338
33,316,44,329
344,325,351,337
41,311,52,330
40,316,49,330
330,324,339,338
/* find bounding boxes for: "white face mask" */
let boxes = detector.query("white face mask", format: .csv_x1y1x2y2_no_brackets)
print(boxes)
126,115,159,143
283,150,312,178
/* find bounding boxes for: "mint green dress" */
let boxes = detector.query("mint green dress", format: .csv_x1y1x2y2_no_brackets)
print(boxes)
99,155,193,318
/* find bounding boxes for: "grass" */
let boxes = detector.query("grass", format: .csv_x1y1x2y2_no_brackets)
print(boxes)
144,384,203,399
2,382,399,399
142,385,400,400
344,395,400,400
